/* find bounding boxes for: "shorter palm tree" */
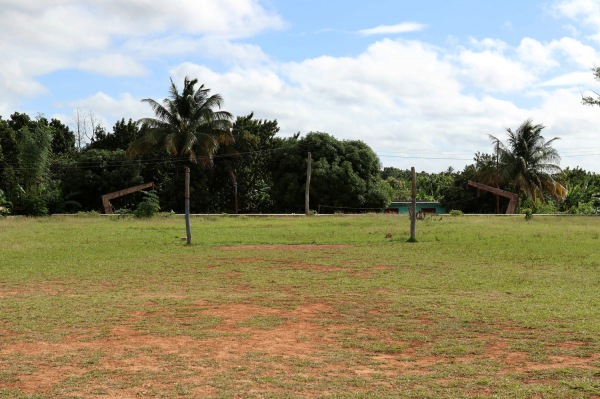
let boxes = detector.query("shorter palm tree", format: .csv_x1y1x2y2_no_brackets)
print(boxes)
127,77,233,165
490,120,566,202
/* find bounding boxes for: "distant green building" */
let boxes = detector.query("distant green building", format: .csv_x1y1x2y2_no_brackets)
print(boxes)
385,201,447,214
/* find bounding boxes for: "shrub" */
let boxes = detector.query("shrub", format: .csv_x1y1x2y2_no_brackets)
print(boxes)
0,189,11,216
522,208,533,221
449,209,463,217
134,191,161,218
520,197,557,214
568,201,597,215
20,192,49,216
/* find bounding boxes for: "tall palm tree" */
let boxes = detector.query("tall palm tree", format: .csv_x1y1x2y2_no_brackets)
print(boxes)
490,120,566,202
127,77,233,244
127,77,233,165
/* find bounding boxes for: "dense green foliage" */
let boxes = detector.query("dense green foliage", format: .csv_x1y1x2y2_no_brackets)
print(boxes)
61,149,145,211
269,132,391,213
127,76,234,166
582,66,600,107
560,166,600,213
0,113,75,215
88,118,143,151
0,189,11,215
382,167,454,201
490,120,564,202
1,78,599,216
203,113,282,213
440,121,592,214
0,110,395,215
134,190,161,218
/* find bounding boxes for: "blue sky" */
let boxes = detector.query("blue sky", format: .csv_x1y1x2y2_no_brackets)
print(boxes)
2,0,600,172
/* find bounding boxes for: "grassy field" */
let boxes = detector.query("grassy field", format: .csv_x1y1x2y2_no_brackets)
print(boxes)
0,214,599,398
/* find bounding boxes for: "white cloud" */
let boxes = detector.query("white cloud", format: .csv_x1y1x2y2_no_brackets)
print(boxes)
517,37,597,73
164,30,600,171
167,39,535,171
0,62,48,98
457,49,537,92
68,92,150,126
194,38,272,66
539,71,595,86
3,0,600,173
551,37,598,66
555,0,600,43
530,87,600,166
468,38,510,52
358,22,426,36
0,0,284,113
66,22,600,173
78,54,149,77
123,36,271,65
517,38,560,72
555,0,600,26
105,0,285,38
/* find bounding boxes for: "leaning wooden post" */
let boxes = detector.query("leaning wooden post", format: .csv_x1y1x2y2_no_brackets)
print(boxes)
184,166,192,245
409,166,417,242
305,151,312,216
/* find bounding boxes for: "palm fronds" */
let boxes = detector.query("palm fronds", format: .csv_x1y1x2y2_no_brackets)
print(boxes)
491,119,564,202
127,77,233,165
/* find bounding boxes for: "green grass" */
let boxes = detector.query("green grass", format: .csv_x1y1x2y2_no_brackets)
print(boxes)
0,214,599,398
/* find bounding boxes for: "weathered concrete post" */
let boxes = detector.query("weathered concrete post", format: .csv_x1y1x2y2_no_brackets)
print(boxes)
409,166,417,242
185,166,192,245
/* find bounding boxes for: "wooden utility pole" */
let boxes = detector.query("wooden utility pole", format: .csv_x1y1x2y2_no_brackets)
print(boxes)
184,166,192,245
409,167,417,242
305,152,312,215
495,139,500,214
229,170,238,214
234,182,238,214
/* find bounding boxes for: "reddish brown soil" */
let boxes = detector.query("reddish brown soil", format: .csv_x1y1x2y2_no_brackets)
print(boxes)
2,300,598,398
2,250,598,398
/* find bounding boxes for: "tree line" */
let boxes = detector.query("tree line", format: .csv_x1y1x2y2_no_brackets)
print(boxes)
1,77,598,216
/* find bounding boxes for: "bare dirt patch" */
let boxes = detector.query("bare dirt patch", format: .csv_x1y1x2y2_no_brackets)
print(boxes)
1,302,343,397
2,303,599,398
218,244,350,251
272,261,345,272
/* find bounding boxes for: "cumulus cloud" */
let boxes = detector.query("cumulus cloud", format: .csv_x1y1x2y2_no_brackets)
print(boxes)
555,0,600,27
166,38,536,171
67,92,149,126
0,0,284,110
517,38,560,72
78,54,149,77
67,25,600,172
457,49,537,92
101,0,285,38
555,0,600,43
3,0,600,172
163,30,600,171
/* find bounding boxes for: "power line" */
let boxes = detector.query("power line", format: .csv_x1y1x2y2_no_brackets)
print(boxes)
377,154,473,161
3,141,600,173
